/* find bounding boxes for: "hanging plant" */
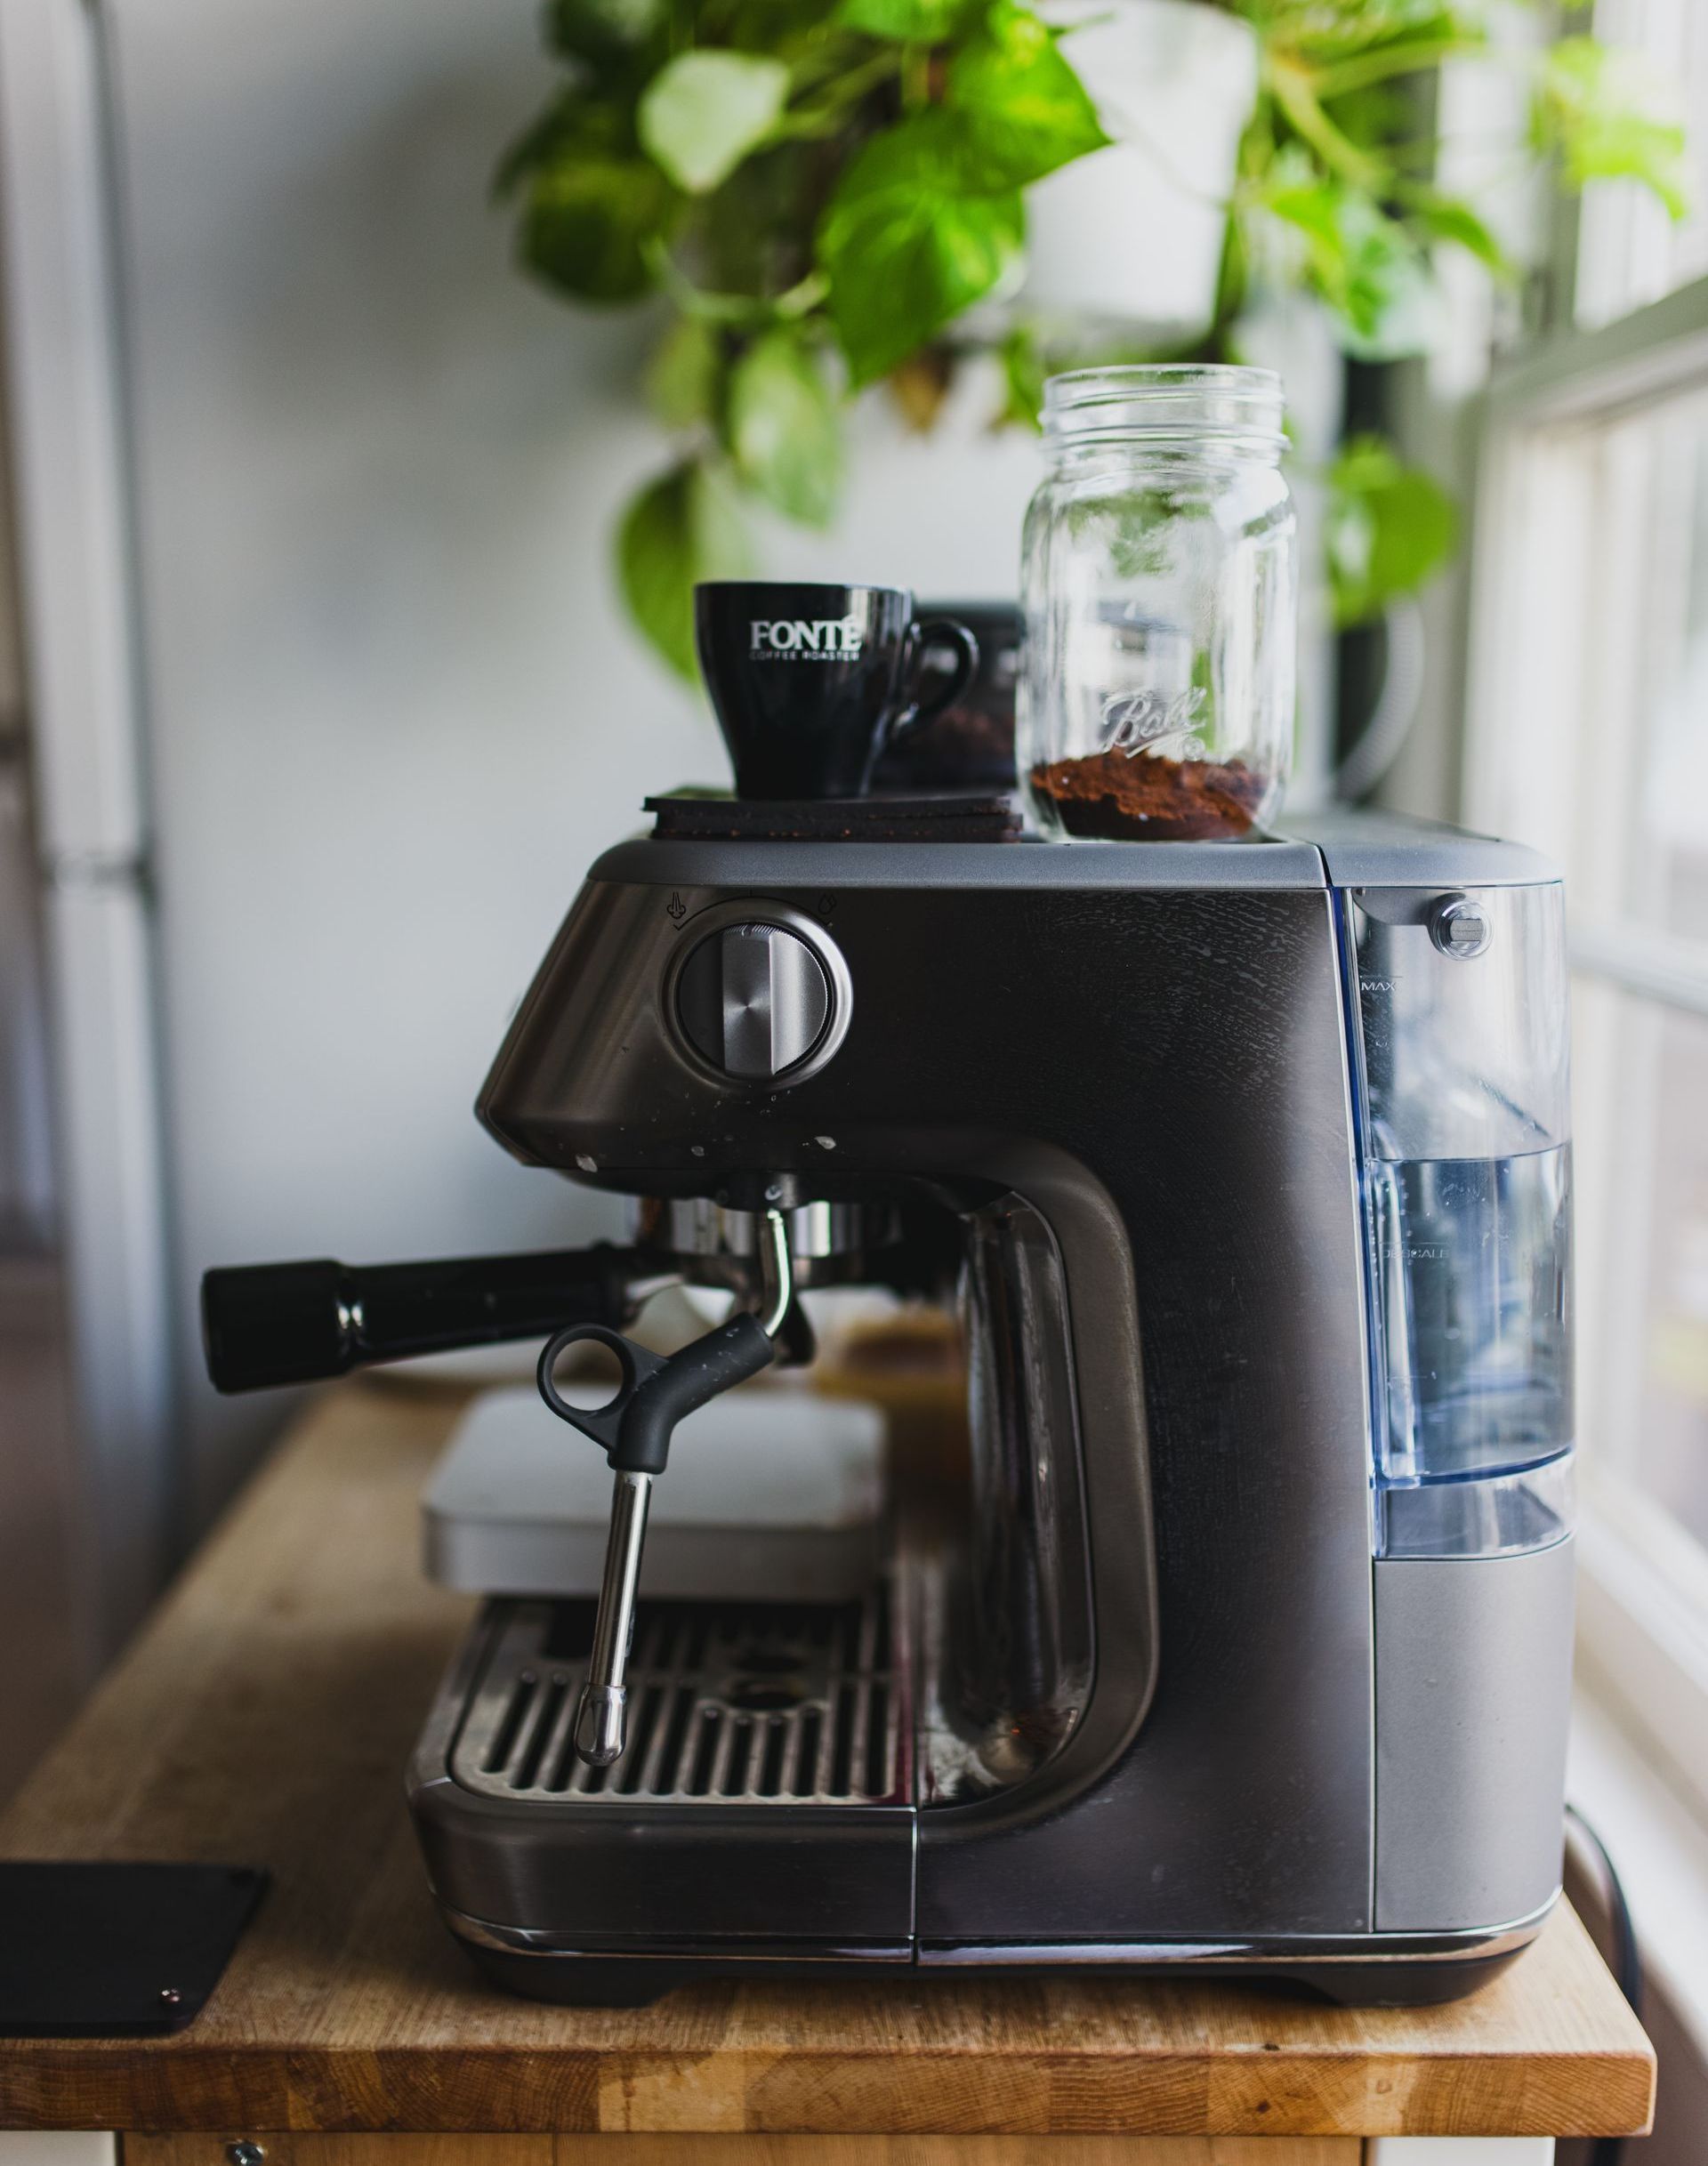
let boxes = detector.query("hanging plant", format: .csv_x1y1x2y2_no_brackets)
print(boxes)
497,0,1690,675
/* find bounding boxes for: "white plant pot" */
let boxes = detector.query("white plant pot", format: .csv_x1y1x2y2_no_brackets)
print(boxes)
1023,0,1260,342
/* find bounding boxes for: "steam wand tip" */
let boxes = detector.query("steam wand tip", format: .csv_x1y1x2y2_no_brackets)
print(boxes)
574,1683,627,1767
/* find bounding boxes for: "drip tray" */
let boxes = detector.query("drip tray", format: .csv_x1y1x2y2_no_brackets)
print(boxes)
451,1590,908,1808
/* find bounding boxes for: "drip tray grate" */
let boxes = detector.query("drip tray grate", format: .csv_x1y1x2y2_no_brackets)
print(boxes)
451,1590,907,1807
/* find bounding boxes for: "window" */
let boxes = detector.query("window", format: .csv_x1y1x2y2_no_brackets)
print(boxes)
1463,272,1708,1808
1576,0,1708,328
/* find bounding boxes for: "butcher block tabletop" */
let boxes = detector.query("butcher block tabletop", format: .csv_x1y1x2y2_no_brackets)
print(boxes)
0,1381,1655,2148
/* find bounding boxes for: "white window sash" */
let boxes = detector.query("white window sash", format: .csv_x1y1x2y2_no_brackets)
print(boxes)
1462,270,1708,1821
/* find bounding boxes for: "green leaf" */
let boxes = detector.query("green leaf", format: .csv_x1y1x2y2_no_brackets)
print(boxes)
520,151,677,303
995,320,1044,431
728,329,844,526
638,51,792,195
495,91,604,201
834,0,978,35
1319,81,1414,157
944,2,1108,189
647,317,724,430
1332,209,1438,361
1262,177,1438,360
1534,36,1690,219
1284,4,1482,68
831,4,1107,195
545,0,666,64
1261,169,1341,255
616,459,756,680
818,132,1025,383
1326,435,1457,628
1403,189,1511,276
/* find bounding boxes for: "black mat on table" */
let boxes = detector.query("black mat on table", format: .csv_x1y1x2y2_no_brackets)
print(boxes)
0,1861,268,2034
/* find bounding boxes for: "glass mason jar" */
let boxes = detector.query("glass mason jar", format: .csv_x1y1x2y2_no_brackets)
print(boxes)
1019,365,1296,841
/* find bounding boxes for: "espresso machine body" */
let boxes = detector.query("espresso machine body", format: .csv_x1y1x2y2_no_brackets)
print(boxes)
401,808,1575,2006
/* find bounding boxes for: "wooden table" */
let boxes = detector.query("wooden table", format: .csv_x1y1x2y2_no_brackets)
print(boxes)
0,1383,1655,2166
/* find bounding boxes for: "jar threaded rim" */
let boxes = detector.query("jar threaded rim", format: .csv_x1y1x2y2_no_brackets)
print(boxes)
1041,364,1285,453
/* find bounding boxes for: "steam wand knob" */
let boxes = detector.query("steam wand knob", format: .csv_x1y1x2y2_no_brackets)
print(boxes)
537,1211,794,1767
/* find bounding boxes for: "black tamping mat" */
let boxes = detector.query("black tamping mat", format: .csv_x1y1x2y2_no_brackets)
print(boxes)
646,791,1022,841
0,1861,268,2034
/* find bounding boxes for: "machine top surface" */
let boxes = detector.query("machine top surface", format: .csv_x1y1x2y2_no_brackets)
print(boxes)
592,806,1558,894
1284,806,1559,889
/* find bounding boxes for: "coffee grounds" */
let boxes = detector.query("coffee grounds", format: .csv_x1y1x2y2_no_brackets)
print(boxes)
1029,751,1268,841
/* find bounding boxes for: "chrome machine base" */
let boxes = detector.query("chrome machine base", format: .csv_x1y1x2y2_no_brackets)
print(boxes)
435,1904,1556,2009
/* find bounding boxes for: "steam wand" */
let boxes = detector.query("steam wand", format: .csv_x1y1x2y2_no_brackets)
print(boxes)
536,1210,795,1769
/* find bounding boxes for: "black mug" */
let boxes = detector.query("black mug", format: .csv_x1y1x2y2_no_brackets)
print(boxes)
694,582,979,800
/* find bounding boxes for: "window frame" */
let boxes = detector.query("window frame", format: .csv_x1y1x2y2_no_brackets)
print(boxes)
1461,269,1708,1819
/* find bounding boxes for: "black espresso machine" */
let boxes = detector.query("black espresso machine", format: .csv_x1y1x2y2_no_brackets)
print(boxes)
202,780,1575,2009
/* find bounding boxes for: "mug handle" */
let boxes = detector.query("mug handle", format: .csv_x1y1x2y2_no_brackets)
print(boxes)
891,618,980,737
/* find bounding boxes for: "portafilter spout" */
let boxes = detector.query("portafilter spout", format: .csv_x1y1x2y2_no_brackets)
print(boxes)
537,1209,797,1769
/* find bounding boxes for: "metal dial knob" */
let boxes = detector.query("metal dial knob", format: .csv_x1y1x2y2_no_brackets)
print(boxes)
676,921,834,1082
1429,892,1493,960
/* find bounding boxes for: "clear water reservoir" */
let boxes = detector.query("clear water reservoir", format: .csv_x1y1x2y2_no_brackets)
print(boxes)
1347,883,1575,1558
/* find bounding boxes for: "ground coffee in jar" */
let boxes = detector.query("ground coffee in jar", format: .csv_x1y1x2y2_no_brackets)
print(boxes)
1028,750,1267,841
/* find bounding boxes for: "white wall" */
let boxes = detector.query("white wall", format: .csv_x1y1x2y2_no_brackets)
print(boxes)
103,0,1039,1512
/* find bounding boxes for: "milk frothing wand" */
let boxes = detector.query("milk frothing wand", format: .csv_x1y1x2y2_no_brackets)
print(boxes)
538,1209,795,1768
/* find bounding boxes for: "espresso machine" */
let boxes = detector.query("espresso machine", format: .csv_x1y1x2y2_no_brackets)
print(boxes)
203,794,1575,2009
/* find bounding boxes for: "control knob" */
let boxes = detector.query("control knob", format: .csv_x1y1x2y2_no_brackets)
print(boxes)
674,920,840,1082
